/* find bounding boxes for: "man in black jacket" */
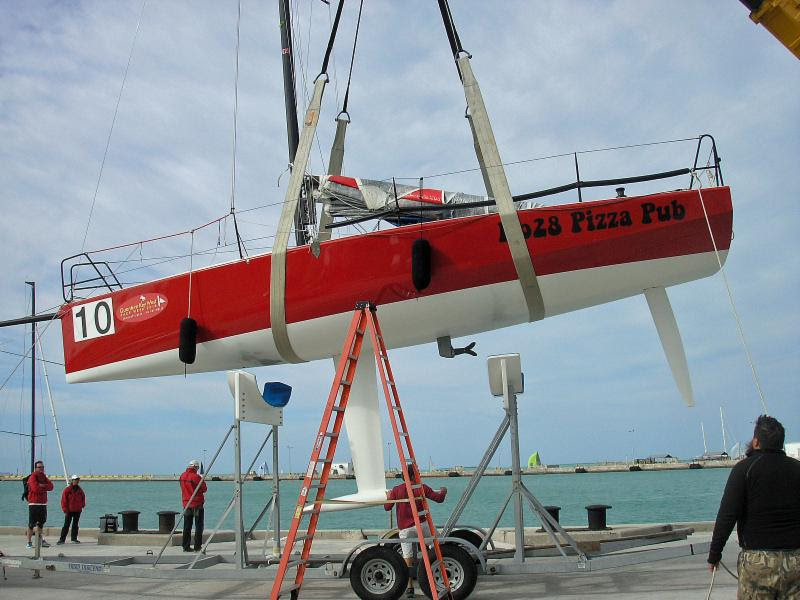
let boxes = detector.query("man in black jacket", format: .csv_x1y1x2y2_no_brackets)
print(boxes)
708,415,800,598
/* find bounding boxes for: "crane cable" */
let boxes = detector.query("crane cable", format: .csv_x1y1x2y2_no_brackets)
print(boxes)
694,172,768,415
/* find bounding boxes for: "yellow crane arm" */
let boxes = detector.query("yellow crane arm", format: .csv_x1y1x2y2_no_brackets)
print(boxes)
741,0,800,59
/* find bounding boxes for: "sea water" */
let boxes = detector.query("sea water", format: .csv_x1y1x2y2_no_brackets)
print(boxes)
0,469,730,531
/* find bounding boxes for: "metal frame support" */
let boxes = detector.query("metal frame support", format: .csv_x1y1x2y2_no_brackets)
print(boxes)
153,425,234,568
272,424,281,556
156,372,285,571
444,355,587,564
233,405,248,568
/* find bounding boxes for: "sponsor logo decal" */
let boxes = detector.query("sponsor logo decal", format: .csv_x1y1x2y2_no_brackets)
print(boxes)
117,293,168,323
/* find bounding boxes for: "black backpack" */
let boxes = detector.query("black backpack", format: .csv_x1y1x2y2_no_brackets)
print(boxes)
21,474,31,501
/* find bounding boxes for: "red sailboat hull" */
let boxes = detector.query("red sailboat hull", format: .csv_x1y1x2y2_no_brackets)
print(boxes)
60,186,733,383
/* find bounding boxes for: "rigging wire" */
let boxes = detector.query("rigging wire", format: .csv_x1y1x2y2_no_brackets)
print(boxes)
293,0,311,106
80,0,147,252
0,315,62,396
70,135,707,287
37,333,69,483
0,350,63,367
229,0,246,259
35,333,48,466
326,0,341,111
693,172,769,415
386,136,701,182
437,0,466,61
340,0,364,115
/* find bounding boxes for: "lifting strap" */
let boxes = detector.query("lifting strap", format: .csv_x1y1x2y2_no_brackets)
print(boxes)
457,56,545,322
311,113,348,256
466,111,494,198
270,0,346,362
270,76,327,364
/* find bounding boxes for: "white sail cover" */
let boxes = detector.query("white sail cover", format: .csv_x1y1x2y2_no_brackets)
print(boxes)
314,175,539,226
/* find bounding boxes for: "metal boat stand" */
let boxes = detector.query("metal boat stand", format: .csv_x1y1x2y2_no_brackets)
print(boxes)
443,354,587,565
442,353,710,576
149,369,287,571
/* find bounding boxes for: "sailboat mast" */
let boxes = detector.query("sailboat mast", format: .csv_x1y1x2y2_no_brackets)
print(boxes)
26,280,36,473
278,0,299,165
720,406,728,454
278,0,313,246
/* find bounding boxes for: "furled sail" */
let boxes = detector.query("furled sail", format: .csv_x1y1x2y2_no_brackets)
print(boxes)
314,175,539,226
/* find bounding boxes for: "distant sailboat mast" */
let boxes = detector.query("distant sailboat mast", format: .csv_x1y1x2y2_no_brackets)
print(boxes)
720,406,729,454
701,421,708,454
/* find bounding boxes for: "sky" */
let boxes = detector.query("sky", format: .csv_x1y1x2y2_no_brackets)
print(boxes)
1,1,798,478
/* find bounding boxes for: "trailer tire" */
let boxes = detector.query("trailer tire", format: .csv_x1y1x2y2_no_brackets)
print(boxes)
417,544,477,600
349,545,409,600
380,529,403,556
448,529,484,562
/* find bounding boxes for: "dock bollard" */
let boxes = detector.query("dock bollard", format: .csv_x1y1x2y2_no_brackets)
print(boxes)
118,510,141,532
157,511,179,534
544,505,561,524
585,504,612,530
537,505,561,532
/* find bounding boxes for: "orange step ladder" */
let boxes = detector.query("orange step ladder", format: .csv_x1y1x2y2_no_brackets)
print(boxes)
269,302,452,599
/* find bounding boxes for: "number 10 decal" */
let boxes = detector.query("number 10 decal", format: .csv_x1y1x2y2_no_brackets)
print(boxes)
72,298,115,342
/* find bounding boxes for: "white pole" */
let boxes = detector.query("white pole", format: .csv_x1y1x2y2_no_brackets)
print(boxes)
701,422,708,454
720,407,729,454
35,327,69,484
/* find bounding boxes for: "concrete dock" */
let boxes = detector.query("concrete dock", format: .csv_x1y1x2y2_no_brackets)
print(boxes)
0,524,737,600
0,527,740,599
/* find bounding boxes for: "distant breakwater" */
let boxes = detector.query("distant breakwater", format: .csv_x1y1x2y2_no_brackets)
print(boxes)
0,460,735,482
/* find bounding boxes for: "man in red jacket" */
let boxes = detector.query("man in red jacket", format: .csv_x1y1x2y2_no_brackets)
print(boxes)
26,460,54,549
384,464,447,598
57,475,86,545
179,459,207,552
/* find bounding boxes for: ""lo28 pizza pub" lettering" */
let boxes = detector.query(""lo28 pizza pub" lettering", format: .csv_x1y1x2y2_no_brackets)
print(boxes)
498,199,686,242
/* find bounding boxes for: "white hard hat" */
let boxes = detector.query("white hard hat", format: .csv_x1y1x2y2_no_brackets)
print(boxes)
188,459,200,468
70,474,80,480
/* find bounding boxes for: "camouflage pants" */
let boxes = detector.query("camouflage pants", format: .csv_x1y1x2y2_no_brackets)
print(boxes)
737,548,800,599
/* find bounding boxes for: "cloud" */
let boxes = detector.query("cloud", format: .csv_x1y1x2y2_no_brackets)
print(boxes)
1,1,798,475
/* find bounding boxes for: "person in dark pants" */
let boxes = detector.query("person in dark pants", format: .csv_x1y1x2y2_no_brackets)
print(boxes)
384,464,447,599
57,475,86,544
26,460,53,549
179,459,207,552
707,415,800,598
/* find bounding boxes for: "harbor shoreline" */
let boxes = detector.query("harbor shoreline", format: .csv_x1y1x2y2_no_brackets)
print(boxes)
0,460,735,482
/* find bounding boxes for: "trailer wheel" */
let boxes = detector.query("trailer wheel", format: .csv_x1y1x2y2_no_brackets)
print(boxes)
349,545,409,600
417,544,477,600
449,529,484,562
380,529,403,556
